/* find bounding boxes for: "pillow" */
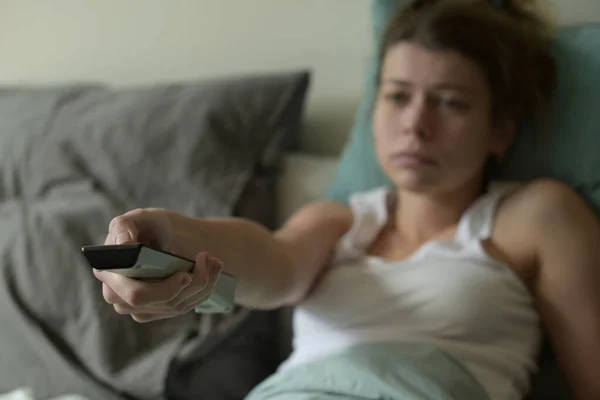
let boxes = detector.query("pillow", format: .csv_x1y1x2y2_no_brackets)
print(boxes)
324,1,398,203
0,70,311,399
64,70,311,218
325,0,600,217
493,23,600,215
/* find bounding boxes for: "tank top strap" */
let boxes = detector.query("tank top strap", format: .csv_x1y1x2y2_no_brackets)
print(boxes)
454,182,520,243
333,183,520,263
332,186,393,263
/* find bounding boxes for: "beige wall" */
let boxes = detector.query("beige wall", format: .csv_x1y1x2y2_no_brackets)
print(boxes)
1,0,599,155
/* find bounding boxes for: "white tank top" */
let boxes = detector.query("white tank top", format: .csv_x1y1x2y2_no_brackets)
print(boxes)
281,184,542,400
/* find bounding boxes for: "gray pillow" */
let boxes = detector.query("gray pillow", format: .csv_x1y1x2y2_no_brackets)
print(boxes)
63,70,311,217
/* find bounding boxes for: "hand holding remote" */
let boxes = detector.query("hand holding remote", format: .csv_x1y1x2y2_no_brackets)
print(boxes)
93,208,224,323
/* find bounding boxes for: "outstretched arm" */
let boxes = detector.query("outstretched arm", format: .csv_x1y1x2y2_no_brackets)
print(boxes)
529,181,600,400
170,201,353,309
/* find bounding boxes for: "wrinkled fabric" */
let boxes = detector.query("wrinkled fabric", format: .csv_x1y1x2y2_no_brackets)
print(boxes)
246,343,491,400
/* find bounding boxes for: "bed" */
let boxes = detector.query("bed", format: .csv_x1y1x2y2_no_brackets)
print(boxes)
1,1,599,399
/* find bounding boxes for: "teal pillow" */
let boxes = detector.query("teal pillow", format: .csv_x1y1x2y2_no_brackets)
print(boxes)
494,23,600,214
324,0,398,203
325,0,600,214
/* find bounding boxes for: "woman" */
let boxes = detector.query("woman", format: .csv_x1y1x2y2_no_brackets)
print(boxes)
94,0,600,399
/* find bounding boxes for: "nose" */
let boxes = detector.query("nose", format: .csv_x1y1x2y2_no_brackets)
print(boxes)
400,95,434,141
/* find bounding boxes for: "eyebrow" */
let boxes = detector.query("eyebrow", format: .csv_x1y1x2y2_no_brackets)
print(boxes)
382,78,475,93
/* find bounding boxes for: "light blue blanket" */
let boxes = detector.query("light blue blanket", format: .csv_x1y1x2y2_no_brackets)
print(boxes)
246,342,490,400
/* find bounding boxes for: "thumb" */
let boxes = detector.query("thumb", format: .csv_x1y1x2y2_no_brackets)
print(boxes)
107,215,139,245
115,231,134,245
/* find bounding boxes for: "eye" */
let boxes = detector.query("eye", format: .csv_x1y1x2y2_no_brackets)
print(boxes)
384,91,410,105
441,98,470,110
430,95,470,111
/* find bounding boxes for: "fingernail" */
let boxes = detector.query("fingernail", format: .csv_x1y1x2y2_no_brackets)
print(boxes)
181,274,192,287
115,232,130,244
210,257,223,274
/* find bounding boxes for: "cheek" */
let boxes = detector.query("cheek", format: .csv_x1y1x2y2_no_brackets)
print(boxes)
443,122,493,167
373,100,395,147
373,108,393,169
446,113,489,145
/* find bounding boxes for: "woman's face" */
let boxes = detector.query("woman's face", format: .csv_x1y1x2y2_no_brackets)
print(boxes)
374,42,514,195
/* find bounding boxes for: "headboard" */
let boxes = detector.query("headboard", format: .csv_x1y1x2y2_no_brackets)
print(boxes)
2,0,599,156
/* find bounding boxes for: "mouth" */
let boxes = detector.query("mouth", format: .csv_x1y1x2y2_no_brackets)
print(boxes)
389,151,437,167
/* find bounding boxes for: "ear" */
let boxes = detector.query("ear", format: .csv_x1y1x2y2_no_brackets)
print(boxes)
490,116,517,160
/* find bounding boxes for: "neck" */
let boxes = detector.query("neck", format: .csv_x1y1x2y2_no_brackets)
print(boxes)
393,177,484,244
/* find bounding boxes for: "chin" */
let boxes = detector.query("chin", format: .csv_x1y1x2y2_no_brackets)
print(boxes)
382,161,443,191
389,169,483,197
390,173,439,194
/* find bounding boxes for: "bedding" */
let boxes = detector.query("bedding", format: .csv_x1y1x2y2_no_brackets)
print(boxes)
245,342,490,400
0,69,310,400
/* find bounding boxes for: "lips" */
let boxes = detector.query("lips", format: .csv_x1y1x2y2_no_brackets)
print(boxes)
389,151,437,167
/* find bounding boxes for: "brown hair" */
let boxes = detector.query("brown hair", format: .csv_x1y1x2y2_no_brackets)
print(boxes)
378,0,557,124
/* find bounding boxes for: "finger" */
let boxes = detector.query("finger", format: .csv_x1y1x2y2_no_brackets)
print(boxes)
106,208,172,249
102,282,124,304
172,287,213,313
96,252,213,309
121,273,218,322
170,255,221,308
165,252,221,308
92,268,103,281
113,279,212,314
162,251,213,308
113,289,207,317
113,275,213,313
130,312,181,323
163,252,210,306
115,257,220,314
192,252,211,290
192,252,223,290
126,291,212,322
106,214,140,245
95,270,191,307
113,303,169,315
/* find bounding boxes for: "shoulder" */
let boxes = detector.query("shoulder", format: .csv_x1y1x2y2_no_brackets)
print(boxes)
279,187,392,245
498,178,592,226
294,186,390,225
494,178,598,270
